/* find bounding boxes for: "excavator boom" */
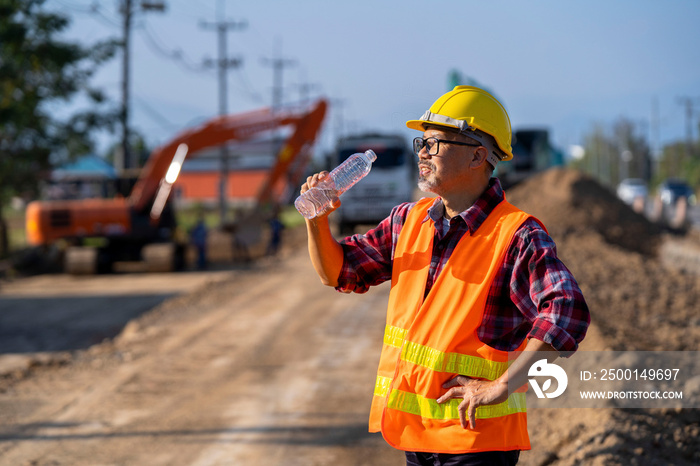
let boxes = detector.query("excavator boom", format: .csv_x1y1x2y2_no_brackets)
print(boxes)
129,99,327,213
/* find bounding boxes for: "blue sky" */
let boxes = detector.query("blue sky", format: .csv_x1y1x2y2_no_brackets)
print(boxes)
48,0,700,157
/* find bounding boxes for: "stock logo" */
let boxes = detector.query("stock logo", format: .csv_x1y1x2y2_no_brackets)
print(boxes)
528,359,568,399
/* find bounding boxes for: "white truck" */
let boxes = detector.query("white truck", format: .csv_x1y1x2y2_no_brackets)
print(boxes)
333,133,416,235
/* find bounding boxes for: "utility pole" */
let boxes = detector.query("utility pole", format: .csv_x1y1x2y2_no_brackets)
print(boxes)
118,0,165,174
262,39,296,111
119,0,133,174
261,39,296,202
651,97,660,158
200,1,246,225
677,96,700,160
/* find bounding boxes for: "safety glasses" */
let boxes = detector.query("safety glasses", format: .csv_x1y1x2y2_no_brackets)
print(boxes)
412,137,481,156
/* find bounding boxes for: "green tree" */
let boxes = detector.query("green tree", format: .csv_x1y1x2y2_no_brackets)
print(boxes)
573,118,651,188
611,118,652,183
103,130,153,169
654,140,700,189
0,0,118,256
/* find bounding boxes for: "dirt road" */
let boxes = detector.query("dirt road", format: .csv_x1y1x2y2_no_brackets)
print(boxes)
0,240,404,465
0,269,235,357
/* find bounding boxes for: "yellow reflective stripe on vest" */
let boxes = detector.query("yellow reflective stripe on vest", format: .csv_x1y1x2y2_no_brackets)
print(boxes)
383,325,510,380
374,375,392,398
387,389,527,420
383,324,408,347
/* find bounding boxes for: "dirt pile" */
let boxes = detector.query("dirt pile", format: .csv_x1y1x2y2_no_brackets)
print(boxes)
507,167,700,351
506,167,662,256
507,168,700,466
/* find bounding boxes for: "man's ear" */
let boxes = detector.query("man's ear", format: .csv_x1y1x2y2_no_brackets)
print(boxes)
469,146,489,169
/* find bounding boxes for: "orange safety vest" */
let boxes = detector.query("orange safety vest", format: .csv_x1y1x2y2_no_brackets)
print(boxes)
369,196,536,453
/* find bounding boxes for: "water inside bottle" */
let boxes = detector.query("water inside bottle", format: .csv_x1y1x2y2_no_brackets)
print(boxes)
295,187,339,218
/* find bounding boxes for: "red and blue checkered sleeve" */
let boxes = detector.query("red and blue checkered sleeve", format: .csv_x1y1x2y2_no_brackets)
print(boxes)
335,202,415,294
509,220,591,353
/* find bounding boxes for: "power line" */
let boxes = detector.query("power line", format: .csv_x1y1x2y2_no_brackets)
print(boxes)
46,1,120,35
133,94,179,132
138,22,210,74
52,0,97,14
292,68,322,106
167,0,213,18
230,67,265,104
139,20,262,104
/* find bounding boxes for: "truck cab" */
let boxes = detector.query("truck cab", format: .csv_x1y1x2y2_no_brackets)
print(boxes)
334,133,415,235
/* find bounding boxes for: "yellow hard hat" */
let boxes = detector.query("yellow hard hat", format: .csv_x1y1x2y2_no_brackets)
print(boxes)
406,86,513,164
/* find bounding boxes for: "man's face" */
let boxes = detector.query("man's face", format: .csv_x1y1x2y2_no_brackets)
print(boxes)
416,128,477,195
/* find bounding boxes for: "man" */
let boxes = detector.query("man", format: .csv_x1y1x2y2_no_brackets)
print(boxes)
189,211,208,270
301,86,589,466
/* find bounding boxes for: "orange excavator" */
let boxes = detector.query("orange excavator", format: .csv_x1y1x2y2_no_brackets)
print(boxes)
25,99,327,273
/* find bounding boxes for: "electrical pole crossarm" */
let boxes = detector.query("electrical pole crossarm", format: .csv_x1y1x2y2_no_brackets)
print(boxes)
141,1,166,11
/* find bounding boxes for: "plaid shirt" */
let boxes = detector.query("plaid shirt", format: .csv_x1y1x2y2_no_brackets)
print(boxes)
337,178,590,353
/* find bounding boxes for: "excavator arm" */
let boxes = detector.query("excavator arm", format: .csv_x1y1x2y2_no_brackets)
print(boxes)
255,99,327,206
128,99,327,214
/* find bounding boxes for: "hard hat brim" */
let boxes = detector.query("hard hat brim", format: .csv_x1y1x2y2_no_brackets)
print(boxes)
406,119,457,132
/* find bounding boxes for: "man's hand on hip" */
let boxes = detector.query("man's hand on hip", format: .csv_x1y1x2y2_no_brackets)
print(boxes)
436,376,509,430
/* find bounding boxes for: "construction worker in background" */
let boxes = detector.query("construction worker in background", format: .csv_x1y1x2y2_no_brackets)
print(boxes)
300,86,590,466
266,207,285,256
189,211,208,270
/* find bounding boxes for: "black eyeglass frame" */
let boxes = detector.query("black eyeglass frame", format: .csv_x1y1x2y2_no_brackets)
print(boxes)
412,137,482,156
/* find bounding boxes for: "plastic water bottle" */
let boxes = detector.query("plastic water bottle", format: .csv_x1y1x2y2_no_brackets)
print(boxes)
295,149,377,219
